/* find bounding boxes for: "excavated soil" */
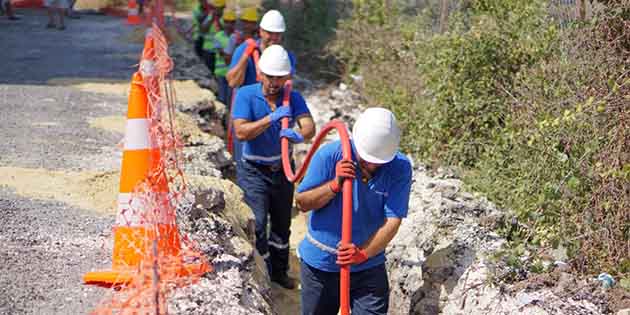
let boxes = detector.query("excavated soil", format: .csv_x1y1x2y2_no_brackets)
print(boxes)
0,167,119,215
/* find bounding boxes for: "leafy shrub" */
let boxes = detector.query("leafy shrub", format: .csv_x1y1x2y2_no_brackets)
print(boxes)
331,0,630,276
262,0,350,80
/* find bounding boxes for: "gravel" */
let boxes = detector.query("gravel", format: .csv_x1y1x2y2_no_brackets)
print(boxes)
0,8,147,315
0,189,112,315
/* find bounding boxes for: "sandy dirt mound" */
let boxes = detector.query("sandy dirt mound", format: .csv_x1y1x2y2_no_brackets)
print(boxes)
89,115,126,134
47,78,130,89
72,81,131,96
88,111,218,146
0,167,119,214
169,80,216,108
67,79,214,110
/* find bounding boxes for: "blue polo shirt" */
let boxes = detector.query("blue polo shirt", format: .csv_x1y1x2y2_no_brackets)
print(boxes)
229,39,297,87
231,83,311,165
296,140,413,272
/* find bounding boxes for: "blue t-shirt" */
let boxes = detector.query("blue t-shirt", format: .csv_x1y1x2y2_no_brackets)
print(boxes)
231,83,311,165
229,40,297,87
296,140,413,272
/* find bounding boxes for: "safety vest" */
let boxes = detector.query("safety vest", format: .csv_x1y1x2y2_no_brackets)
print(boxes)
191,4,204,41
202,23,221,52
192,4,222,51
214,30,230,77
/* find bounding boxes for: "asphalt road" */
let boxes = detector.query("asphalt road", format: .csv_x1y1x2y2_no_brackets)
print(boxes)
0,9,141,84
0,8,146,315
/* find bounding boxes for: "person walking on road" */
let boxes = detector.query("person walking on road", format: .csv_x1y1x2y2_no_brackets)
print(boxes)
1,0,20,20
295,108,413,315
45,0,69,30
65,0,80,19
231,45,315,289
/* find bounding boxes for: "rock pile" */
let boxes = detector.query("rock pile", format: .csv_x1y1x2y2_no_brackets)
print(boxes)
387,165,614,315
164,38,273,314
168,176,273,315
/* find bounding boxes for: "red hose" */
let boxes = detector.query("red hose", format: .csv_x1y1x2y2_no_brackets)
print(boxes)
279,80,353,315
227,41,260,155
252,50,261,82
226,89,236,154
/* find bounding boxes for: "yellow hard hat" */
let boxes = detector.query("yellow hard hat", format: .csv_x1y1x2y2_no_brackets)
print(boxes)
211,0,225,8
223,9,236,21
240,7,258,22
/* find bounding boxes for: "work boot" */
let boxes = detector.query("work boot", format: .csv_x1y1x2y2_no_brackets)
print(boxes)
271,273,296,290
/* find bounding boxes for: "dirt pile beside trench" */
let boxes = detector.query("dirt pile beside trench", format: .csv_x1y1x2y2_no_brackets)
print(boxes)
0,167,119,215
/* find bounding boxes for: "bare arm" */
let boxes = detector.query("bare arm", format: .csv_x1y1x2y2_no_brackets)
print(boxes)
296,114,316,142
224,52,232,65
295,180,338,211
226,52,249,88
360,217,402,258
296,158,354,211
233,117,272,141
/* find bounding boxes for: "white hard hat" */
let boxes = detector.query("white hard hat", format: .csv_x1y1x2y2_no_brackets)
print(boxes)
258,45,291,76
259,10,286,32
352,107,401,164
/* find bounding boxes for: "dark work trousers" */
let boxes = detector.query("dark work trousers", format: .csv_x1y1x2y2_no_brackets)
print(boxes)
237,159,294,277
217,76,232,109
300,260,390,315
194,37,204,59
228,88,242,167
202,50,216,76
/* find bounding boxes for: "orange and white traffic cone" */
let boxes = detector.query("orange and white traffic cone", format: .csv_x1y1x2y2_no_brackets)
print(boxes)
127,0,142,25
83,72,208,287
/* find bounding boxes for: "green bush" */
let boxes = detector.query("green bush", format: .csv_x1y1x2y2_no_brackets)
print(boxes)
262,0,349,79
175,0,196,11
331,0,630,276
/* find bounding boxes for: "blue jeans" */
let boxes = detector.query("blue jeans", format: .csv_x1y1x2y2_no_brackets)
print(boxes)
217,76,232,107
300,260,390,315
228,87,241,165
237,159,294,276
231,128,242,166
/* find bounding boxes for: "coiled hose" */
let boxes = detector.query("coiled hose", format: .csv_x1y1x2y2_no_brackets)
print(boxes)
279,80,353,315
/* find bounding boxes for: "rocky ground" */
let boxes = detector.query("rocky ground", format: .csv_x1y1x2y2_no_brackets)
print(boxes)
386,165,630,315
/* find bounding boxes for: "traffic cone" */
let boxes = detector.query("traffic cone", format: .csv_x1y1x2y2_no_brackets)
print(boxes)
83,72,208,287
127,0,142,25
140,29,159,97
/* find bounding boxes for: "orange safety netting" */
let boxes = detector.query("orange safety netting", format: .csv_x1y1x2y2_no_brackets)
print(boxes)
88,23,210,315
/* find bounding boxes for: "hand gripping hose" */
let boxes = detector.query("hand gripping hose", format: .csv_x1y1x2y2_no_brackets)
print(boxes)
227,39,261,154
279,80,353,315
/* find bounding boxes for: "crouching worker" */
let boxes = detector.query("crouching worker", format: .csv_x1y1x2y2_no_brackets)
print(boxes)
295,108,413,315
232,45,315,289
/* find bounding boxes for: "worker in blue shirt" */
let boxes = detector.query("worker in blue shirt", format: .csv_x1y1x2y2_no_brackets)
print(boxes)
232,45,315,290
226,9,296,88
295,108,413,315
226,9,296,166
